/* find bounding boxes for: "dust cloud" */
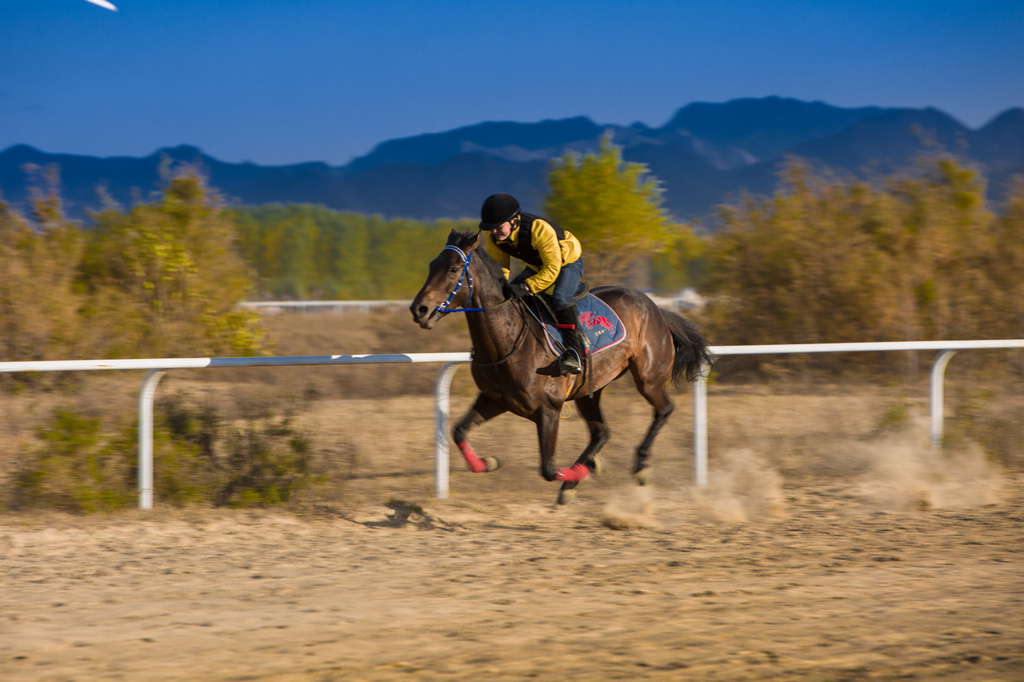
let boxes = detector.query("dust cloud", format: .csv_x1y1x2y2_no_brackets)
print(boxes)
842,416,1007,511
682,417,1007,523
600,485,656,529
689,448,787,523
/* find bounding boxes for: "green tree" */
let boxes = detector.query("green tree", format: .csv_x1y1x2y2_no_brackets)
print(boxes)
330,213,374,299
543,133,689,286
233,206,474,300
651,222,705,293
79,167,265,357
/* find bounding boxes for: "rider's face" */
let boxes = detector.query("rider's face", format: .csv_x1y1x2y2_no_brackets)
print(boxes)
492,216,516,241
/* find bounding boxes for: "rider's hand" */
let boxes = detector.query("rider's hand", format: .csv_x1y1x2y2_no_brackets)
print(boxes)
509,281,530,299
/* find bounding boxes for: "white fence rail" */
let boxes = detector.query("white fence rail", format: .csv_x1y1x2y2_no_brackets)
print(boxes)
0,353,468,509
2,339,1021,507
691,340,1024,487
239,300,409,314
239,296,700,314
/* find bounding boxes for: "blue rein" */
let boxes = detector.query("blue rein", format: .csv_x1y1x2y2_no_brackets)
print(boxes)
436,245,486,314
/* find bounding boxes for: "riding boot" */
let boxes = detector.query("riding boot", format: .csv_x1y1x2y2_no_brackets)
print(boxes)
554,303,585,375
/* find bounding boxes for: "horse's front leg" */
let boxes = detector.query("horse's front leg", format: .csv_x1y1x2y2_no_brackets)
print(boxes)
534,404,590,505
453,393,505,473
533,404,562,482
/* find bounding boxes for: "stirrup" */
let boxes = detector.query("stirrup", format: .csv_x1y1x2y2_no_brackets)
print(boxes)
559,349,583,375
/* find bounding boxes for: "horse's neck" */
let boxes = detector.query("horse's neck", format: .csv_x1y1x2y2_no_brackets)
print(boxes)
466,266,527,360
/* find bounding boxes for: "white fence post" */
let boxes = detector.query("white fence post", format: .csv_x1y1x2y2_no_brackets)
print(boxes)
929,349,958,447
433,362,463,499
137,369,165,510
693,366,709,487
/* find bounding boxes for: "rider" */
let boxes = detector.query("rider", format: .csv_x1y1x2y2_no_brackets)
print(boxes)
478,192,586,375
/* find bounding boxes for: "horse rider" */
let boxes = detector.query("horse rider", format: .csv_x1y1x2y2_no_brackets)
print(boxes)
478,192,586,375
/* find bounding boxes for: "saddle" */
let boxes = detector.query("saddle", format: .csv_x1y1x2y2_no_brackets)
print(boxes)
524,291,627,357
526,279,590,322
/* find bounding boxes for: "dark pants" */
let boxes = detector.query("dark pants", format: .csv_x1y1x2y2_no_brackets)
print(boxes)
548,257,584,307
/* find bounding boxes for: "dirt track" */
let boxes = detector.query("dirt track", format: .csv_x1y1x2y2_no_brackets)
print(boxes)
2,447,1021,680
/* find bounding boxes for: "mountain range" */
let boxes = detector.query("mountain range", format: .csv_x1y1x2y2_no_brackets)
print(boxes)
2,97,1022,225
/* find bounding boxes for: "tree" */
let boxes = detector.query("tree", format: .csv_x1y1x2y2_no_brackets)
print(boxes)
984,177,1024,341
79,167,264,357
232,206,473,300
703,160,892,346
0,165,90,363
702,155,1012,373
328,213,374,299
543,133,690,287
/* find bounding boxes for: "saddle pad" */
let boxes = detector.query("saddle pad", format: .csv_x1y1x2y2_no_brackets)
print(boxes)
540,293,627,356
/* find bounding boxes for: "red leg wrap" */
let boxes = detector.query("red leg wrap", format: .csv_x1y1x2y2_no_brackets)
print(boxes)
555,463,590,482
457,440,488,473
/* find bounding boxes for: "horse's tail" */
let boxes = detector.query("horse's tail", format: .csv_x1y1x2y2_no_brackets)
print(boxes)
660,309,714,385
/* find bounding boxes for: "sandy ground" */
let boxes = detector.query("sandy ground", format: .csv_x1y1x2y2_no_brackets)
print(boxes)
2,381,1022,681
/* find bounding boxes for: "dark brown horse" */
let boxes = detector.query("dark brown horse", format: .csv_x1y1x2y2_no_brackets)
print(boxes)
410,230,712,504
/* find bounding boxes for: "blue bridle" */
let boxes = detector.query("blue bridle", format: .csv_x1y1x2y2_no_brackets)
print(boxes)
435,245,486,314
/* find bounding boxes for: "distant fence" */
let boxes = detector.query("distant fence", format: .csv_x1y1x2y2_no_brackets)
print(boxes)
239,294,701,314
1,339,1021,508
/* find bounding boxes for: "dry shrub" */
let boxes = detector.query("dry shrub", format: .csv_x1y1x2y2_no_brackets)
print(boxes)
5,407,135,513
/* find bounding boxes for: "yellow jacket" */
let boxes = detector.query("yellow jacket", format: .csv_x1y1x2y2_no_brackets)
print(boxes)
483,213,582,293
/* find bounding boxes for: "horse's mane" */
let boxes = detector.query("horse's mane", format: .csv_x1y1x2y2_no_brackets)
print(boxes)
447,229,506,283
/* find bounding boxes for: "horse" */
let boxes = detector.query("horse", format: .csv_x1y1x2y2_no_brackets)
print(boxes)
410,229,713,504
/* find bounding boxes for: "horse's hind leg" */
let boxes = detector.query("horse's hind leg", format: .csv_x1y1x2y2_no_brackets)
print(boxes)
576,390,611,472
632,381,675,486
557,390,610,504
453,393,506,473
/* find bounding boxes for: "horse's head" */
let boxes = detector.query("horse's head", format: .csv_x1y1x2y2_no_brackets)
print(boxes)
410,230,483,329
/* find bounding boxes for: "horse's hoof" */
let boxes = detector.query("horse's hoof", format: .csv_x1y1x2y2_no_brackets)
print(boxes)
483,456,501,473
593,457,607,475
634,467,652,486
557,488,578,505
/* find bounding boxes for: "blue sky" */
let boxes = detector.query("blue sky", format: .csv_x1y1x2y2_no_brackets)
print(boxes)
3,0,1022,166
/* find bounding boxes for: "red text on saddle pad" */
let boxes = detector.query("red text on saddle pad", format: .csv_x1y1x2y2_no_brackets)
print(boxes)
580,311,615,332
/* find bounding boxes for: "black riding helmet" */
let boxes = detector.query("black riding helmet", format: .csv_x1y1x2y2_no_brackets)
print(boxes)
479,193,520,231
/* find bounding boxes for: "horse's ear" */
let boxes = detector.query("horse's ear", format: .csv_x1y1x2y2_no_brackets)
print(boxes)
445,229,461,245
464,230,482,252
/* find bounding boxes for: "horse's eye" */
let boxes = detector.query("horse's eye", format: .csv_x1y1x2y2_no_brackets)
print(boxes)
448,266,460,275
